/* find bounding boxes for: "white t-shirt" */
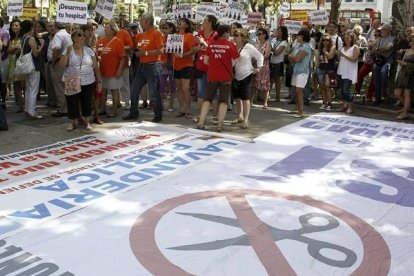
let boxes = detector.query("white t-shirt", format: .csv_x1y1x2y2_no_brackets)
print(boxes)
234,43,264,81
51,29,72,55
337,45,358,83
331,34,343,51
62,46,96,86
270,39,288,64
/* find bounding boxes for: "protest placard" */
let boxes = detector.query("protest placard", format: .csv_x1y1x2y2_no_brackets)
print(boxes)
223,1,244,23
95,0,115,20
291,10,308,21
309,10,329,26
195,2,219,21
280,2,289,16
20,7,38,21
57,0,88,25
7,0,23,17
35,0,49,8
284,20,303,34
173,4,193,20
166,34,184,55
247,12,262,26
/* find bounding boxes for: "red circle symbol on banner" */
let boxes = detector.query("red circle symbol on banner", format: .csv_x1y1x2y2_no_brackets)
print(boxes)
129,189,390,275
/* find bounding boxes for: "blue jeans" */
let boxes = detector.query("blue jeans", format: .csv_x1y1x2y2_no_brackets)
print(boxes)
339,76,353,102
130,62,162,118
373,63,391,99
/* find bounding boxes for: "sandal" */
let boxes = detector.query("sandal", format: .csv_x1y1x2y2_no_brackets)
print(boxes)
196,124,205,130
66,123,76,132
396,114,409,120
85,124,93,131
185,113,192,119
176,112,186,117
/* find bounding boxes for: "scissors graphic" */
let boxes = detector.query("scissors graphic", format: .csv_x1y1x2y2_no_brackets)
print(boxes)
168,212,357,268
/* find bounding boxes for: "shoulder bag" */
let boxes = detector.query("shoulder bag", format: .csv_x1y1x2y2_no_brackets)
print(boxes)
15,36,35,76
64,48,83,96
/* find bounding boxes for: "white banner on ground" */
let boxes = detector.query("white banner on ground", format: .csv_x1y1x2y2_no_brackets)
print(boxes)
96,0,115,20
173,4,193,20
166,34,184,54
284,19,303,34
1,115,414,275
7,0,23,17
309,10,329,26
195,2,220,21
57,0,88,25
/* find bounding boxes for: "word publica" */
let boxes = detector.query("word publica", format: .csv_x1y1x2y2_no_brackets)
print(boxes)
0,239,73,275
0,141,238,236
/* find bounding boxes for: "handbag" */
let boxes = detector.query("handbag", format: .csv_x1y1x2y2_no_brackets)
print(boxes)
374,55,386,67
15,37,35,76
325,72,339,88
63,49,83,96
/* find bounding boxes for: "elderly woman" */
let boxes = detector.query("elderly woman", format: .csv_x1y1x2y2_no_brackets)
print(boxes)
232,28,263,128
353,24,368,71
197,24,240,132
288,29,312,118
337,32,360,114
60,29,102,131
96,21,125,118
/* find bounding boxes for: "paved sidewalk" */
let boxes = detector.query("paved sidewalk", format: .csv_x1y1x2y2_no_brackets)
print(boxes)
1,89,412,155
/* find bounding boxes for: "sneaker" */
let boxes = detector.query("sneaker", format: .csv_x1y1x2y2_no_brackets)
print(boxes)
319,104,326,110
325,105,332,112
151,117,162,123
29,113,43,119
293,114,304,118
122,113,139,120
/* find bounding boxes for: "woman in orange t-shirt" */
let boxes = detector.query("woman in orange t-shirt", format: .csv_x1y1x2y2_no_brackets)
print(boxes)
96,21,125,118
173,18,196,119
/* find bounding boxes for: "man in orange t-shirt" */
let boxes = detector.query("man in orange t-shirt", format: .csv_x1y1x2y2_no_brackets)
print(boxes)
123,13,164,122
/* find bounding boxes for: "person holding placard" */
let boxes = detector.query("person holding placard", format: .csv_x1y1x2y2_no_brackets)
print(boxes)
173,18,197,120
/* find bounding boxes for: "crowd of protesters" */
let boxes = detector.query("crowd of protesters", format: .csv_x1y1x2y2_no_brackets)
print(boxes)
0,12,413,133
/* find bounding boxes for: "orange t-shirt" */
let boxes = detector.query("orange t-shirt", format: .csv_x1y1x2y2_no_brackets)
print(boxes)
135,28,164,64
96,37,126,78
172,32,196,71
116,29,133,68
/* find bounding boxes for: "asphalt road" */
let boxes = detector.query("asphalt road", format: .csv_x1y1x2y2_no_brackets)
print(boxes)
0,90,411,156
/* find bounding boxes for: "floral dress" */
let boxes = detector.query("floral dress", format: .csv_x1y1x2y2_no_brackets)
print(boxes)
8,38,25,83
253,41,270,91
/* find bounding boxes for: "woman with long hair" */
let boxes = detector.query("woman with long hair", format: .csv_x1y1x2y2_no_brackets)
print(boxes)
251,27,272,109
60,29,102,131
96,21,125,118
287,29,312,118
20,20,45,119
337,31,360,114
174,18,196,119
193,15,219,123
160,21,177,113
7,19,25,112
316,34,336,111
197,24,240,132
269,26,288,103
232,28,263,129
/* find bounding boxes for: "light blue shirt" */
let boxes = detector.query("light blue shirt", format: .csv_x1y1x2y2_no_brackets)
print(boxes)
292,42,312,75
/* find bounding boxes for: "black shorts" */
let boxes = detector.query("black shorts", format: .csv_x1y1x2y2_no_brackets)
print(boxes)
269,62,284,78
205,81,231,103
174,66,193,79
232,74,253,101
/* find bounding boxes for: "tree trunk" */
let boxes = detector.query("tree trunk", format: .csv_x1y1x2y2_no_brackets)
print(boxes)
330,0,341,22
